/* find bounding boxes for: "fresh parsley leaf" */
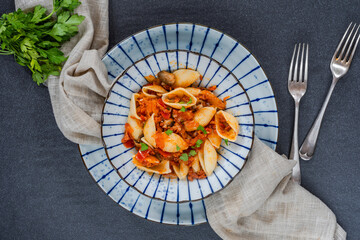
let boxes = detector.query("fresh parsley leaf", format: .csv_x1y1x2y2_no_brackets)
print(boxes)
180,106,186,112
179,101,186,104
193,139,203,148
176,145,181,151
31,5,47,23
0,0,85,85
197,125,207,134
224,139,229,146
189,150,197,157
140,143,148,151
187,98,192,105
179,153,188,161
165,129,173,136
47,48,67,64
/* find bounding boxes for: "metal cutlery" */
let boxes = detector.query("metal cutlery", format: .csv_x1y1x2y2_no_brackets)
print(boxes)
299,23,360,161
288,43,309,184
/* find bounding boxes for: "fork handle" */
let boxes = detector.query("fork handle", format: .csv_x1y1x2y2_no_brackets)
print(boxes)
290,100,301,183
299,77,338,160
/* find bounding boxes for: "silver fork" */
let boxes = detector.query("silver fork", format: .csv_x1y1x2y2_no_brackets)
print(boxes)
288,43,309,184
300,23,360,161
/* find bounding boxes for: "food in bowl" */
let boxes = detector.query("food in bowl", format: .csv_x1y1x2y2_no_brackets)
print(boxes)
121,69,239,180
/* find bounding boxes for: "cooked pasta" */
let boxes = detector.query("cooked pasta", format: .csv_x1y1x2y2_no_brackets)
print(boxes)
121,69,239,180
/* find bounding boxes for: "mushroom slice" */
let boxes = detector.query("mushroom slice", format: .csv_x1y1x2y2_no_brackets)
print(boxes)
162,88,197,109
143,113,157,148
173,69,201,87
155,132,188,152
173,161,190,180
184,107,216,131
215,110,239,142
133,157,171,174
142,85,167,98
207,131,222,149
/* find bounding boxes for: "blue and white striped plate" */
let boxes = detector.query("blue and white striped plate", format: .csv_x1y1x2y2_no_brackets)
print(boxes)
102,50,254,202
79,23,278,225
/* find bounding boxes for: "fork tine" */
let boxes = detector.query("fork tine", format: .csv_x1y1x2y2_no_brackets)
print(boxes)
304,44,309,83
339,23,357,60
344,24,360,62
288,44,297,82
299,43,305,82
293,44,301,81
333,22,353,60
347,29,360,64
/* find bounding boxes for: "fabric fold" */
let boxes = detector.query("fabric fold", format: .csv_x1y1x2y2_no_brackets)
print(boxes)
205,137,344,240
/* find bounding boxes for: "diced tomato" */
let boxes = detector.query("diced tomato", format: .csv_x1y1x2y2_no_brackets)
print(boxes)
122,123,134,148
158,98,166,108
135,149,150,161
160,111,171,119
123,140,135,148
156,148,172,158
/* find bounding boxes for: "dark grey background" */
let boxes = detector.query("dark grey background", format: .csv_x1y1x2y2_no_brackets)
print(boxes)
1,0,359,239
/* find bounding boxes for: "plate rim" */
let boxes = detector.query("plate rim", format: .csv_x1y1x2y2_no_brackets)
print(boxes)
101,49,255,203
77,145,207,226
77,22,279,226
104,22,279,149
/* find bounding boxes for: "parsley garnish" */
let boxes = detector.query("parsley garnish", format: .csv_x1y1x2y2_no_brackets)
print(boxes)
180,106,186,112
189,150,197,157
176,145,181,151
179,153,188,161
140,143,148,151
224,139,229,146
192,139,203,148
197,125,207,134
165,129,173,136
187,98,192,105
179,101,186,104
0,0,85,85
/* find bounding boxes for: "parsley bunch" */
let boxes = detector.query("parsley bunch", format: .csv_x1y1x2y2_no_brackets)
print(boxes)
0,0,85,85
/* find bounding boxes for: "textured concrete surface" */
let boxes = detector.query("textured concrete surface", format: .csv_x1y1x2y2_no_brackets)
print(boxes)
1,0,359,239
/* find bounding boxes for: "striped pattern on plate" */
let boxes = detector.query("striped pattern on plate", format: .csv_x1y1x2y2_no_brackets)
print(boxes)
102,50,254,202
79,23,278,225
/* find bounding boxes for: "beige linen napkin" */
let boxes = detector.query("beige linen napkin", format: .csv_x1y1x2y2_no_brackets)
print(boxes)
15,1,346,239
15,0,110,145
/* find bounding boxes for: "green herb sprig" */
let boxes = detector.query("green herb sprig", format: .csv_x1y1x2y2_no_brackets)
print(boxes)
0,0,85,85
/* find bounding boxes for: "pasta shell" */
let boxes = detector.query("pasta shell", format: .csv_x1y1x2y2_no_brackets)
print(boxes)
185,87,201,97
155,132,188,152
191,154,201,173
143,113,156,148
198,147,206,174
184,107,216,131
127,117,142,140
142,85,167,98
162,88,197,109
173,161,190,180
207,131,222,149
133,157,171,174
202,139,218,176
173,69,201,87
141,137,154,149
215,110,239,141
129,93,141,120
